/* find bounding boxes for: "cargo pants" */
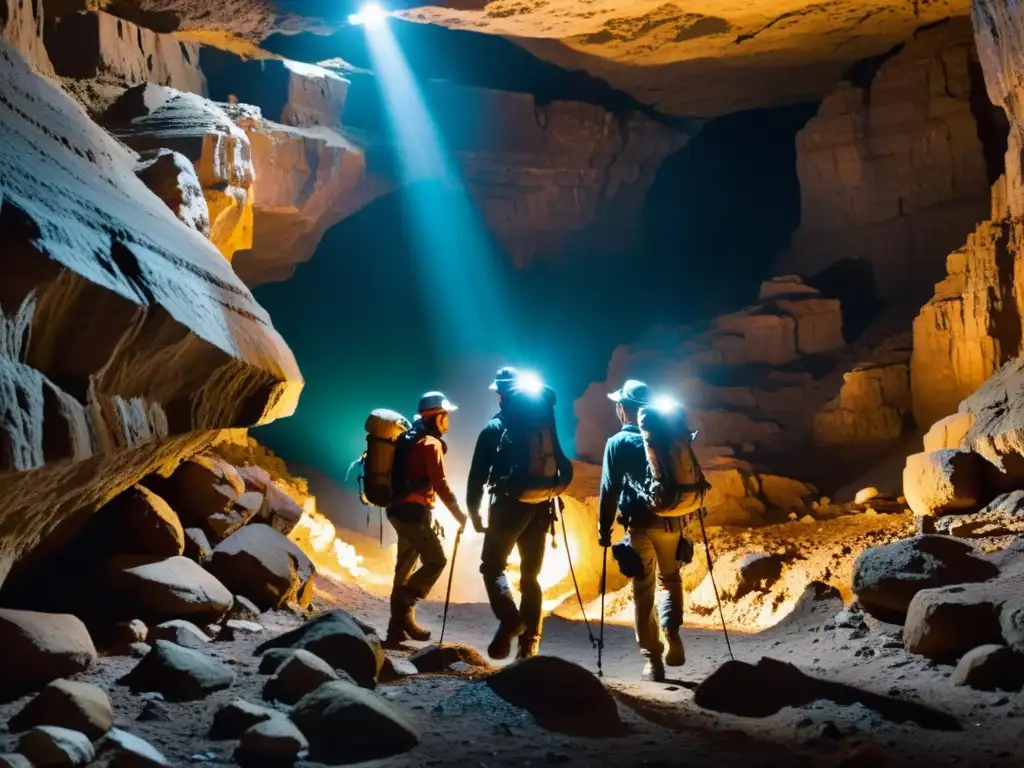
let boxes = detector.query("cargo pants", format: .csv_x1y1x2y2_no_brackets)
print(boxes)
388,504,447,604
629,517,685,658
480,496,551,641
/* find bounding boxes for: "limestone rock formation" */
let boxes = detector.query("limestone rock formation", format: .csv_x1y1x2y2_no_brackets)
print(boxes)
208,523,315,610
951,644,1024,690
1,0,50,74
104,83,255,260
782,18,992,302
0,35,301,588
98,555,233,622
227,102,388,285
134,149,211,236
814,334,912,445
958,356,1024,477
575,277,843,463
902,450,985,518
45,11,203,94
904,577,1017,659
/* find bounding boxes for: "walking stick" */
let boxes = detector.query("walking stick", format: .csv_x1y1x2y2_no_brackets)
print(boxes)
696,506,734,661
438,528,461,648
598,546,607,678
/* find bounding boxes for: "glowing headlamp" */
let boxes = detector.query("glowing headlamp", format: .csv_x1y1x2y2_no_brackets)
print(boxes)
516,371,545,396
348,3,387,28
652,394,681,414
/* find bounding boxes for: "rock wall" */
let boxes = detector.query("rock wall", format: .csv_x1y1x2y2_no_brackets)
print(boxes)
1,0,50,73
910,1,1024,432
420,81,687,267
45,10,203,94
780,18,993,303
0,34,302,586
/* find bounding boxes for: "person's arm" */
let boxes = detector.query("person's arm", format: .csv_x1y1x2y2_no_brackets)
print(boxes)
425,439,467,527
466,423,499,532
598,437,622,547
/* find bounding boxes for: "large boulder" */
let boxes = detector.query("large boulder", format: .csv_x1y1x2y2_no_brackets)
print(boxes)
152,458,261,543
9,679,113,739
263,649,339,705
0,610,97,693
999,597,1024,654
852,536,998,622
904,578,1018,659
289,680,418,763
902,450,985,518
923,413,975,453
0,34,300,601
255,610,383,688
959,356,1024,477
120,639,235,701
148,620,212,649
84,485,185,559
485,656,622,736
951,644,1024,691
208,524,315,611
98,555,232,623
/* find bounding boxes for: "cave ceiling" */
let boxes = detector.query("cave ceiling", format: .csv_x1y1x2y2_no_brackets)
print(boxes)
80,0,969,116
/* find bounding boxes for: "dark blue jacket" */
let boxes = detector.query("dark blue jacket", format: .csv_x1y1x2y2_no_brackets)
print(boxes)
598,424,653,535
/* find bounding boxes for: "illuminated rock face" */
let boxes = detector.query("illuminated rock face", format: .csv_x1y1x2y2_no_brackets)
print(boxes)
574,277,844,463
0,35,301,586
781,18,993,303
104,83,256,262
61,0,970,116
911,0,1024,432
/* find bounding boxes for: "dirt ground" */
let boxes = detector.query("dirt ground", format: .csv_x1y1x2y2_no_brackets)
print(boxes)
2,563,1021,768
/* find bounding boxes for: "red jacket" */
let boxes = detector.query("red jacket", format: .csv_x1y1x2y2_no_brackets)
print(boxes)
396,434,465,524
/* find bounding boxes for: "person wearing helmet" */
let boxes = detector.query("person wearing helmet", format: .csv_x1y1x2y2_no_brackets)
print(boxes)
384,391,468,648
466,367,573,660
597,379,686,683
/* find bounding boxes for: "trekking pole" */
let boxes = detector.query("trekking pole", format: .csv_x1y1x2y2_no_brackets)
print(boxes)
438,528,461,648
598,546,607,678
696,505,734,661
556,498,600,662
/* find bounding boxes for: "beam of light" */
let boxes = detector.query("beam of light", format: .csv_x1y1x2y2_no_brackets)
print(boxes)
348,3,387,28
360,17,515,360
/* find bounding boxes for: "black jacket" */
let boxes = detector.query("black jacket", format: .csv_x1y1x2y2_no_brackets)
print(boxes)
598,424,653,535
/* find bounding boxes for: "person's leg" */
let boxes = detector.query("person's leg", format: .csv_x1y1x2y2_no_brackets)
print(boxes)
391,513,447,642
652,524,685,666
480,498,530,659
385,514,425,644
628,527,665,681
515,503,551,658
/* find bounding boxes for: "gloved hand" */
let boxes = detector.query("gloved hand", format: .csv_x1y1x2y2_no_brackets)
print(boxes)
598,530,612,548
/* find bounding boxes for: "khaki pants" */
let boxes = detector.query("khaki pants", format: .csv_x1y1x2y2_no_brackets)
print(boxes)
629,519,684,657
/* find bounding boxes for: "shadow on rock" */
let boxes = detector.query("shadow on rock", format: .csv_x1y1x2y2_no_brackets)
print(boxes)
693,657,961,731
485,656,628,738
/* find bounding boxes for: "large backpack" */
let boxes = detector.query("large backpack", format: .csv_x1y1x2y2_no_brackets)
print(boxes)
635,405,706,517
355,409,412,508
493,385,571,504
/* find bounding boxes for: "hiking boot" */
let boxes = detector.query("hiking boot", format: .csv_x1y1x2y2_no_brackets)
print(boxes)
663,629,685,667
516,635,540,660
400,605,431,642
488,619,526,660
641,655,666,683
